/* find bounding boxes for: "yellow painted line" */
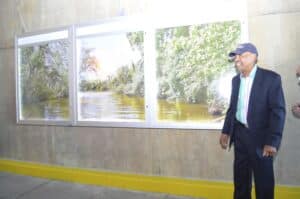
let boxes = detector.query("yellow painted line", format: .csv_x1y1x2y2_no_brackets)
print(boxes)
0,159,299,199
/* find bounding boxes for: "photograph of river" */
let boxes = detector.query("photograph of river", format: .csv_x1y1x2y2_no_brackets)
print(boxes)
19,40,70,120
77,31,145,121
155,20,241,123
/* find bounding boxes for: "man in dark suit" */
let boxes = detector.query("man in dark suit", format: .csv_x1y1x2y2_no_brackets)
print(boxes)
219,43,286,199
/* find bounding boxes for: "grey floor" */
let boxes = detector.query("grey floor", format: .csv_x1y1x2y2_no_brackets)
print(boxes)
0,172,201,199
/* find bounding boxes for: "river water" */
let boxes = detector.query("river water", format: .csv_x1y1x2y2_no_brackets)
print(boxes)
21,91,220,122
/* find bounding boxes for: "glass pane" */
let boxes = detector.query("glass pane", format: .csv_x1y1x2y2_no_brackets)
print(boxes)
19,40,70,120
77,31,145,121
156,20,241,123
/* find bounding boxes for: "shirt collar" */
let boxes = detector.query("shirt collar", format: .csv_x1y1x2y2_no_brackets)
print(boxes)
240,65,257,79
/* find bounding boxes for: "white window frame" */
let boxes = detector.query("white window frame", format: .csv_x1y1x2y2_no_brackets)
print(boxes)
15,27,74,125
74,17,148,128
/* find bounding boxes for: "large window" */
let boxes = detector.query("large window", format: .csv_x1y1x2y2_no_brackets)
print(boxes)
77,31,144,122
16,1,247,128
16,30,71,124
156,21,240,124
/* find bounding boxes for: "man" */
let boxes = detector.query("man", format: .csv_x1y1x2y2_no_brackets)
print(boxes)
219,43,286,199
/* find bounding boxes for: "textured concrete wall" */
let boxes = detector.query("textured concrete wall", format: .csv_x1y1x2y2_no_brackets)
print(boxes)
0,0,299,186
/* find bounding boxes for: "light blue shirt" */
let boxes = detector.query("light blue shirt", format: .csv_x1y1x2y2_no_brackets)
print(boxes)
236,65,257,125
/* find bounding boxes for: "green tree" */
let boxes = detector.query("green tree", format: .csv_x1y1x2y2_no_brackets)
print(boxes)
156,20,241,114
20,41,69,104
79,31,144,97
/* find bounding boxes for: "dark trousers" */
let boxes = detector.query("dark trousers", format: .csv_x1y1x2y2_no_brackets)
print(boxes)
233,122,274,199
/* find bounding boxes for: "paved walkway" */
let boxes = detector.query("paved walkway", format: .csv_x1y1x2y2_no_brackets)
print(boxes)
0,172,201,199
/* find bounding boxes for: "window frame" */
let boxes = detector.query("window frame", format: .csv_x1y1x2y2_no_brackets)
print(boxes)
15,27,74,125
74,17,148,128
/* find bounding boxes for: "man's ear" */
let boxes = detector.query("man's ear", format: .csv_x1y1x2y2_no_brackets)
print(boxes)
296,65,300,85
296,65,300,76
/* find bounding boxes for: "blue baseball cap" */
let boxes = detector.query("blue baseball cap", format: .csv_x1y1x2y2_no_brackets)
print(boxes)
229,42,258,58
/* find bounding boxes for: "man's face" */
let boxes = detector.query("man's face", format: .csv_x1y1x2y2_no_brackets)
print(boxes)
234,52,257,74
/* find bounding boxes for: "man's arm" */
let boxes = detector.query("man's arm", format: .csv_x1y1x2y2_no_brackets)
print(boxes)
220,78,235,149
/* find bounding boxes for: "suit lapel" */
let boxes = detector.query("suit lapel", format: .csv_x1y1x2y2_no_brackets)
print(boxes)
247,67,263,122
232,75,240,113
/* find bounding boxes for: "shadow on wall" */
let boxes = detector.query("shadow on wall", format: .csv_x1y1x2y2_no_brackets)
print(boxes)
291,65,300,118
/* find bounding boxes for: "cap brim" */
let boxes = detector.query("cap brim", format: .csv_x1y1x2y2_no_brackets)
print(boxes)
228,51,236,57
228,55,235,62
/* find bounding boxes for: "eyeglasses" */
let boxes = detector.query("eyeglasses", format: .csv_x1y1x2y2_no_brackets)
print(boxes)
235,52,251,59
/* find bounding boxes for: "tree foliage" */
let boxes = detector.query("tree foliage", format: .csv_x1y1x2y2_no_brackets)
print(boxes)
80,32,144,97
156,21,240,105
20,41,69,104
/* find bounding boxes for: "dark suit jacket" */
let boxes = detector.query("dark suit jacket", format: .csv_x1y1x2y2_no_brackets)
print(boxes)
222,67,286,149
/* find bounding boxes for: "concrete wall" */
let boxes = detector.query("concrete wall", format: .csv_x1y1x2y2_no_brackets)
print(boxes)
0,0,299,186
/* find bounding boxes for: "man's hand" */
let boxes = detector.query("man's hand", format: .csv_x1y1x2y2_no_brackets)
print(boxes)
262,145,277,157
292,103,300,118
219,133,230,149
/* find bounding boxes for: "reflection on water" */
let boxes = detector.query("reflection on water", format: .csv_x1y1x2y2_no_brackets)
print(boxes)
158,100,223,122
80,91,145,120
22,98,69,120
21,92,224,122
